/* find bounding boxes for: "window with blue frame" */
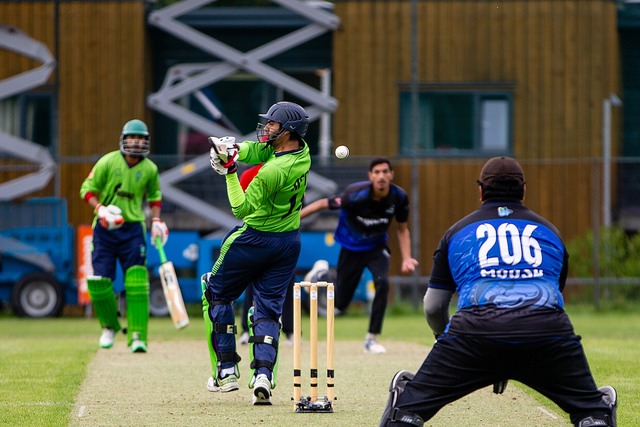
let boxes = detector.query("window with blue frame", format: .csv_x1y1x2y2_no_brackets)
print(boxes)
399,87,512,156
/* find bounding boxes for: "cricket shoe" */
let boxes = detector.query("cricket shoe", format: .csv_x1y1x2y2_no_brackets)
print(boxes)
282,332,294,346
304,259,329,283
207,375,239,393
129,334,147,353
379,370,423,427
238,331,250,345
599,385,617,427
251,374,273,405
364,338,387,354
99,327,115,348
130,339,147,353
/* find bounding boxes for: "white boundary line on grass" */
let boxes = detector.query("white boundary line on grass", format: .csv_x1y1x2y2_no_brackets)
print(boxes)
537,406,559,419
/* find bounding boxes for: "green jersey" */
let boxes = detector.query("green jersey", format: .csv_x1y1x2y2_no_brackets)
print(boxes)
225,140,310,232
80,151,162,224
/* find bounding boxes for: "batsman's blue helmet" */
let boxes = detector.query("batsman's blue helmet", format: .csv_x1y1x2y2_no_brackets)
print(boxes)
259,102,309,138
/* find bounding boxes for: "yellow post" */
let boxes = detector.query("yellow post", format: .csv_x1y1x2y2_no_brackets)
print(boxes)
309,283,318,402
326,282,335,404
293,282,302,410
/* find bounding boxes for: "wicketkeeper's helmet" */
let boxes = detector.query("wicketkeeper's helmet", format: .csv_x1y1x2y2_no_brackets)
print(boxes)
120,119,150,157
256,102,309,145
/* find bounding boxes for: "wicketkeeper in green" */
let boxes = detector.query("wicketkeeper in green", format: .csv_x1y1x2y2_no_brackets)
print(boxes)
80,119,168,353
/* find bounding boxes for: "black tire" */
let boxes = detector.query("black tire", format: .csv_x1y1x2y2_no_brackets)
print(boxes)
11,272,64,317
148,276,170,317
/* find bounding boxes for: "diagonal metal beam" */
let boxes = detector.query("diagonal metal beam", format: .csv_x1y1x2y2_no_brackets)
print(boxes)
147,1,340,230
147,18,336,109
0,25,57,201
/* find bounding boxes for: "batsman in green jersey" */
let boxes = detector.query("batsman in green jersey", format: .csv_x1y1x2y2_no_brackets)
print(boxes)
80,119,168,353
202,102,311,406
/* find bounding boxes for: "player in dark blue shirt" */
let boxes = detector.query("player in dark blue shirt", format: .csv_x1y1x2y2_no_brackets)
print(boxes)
379,157,617,426
301,157,418,354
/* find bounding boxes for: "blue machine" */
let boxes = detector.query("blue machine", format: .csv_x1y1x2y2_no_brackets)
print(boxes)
112,230,205,316
297,231,372,303
138,230,371,316
168,230,370,306
0,198,370,318
0,198,76,317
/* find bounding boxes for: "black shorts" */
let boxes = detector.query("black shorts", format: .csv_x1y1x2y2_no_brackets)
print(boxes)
396,334,611,424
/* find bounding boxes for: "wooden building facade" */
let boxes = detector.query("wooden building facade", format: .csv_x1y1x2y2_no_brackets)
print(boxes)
0,0,149,227
0,0,624,276
333,0,622,273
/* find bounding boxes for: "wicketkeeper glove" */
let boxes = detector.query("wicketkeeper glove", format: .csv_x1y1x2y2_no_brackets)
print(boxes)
209,136,239,175
96,204,124,230
151,217,169,246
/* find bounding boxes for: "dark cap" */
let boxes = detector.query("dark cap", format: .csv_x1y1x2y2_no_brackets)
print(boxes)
478,156,525,186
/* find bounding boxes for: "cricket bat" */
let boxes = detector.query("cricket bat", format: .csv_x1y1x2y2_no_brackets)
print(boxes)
155,236,189,329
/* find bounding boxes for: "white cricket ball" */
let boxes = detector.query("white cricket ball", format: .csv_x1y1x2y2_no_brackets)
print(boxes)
335,145,350,159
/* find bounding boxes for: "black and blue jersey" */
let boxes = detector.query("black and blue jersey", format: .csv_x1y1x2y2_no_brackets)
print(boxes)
328,181,409,251
429,201,574,338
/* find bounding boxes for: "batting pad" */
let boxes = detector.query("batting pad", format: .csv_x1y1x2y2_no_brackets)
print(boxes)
201,274,217,375
201,274,240,380
248,308,281,388
124,266,149,346
87,276,121,332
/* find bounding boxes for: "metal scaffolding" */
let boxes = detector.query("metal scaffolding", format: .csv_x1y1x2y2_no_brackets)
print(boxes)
146,0,340,233
0,25,57,200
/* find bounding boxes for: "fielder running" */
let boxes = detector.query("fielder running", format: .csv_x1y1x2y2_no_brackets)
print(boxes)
80,119,168,353
379,156,617,426
300,157,418,354
202,101,310,405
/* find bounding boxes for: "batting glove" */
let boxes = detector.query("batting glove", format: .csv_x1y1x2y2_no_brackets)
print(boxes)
151,218,169,246
209,148,237,175
96,204,124,230
209,136,239,175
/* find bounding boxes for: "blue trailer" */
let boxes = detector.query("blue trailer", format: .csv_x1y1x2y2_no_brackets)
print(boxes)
0,198,370,318
0,198,76,317
141,230,371,316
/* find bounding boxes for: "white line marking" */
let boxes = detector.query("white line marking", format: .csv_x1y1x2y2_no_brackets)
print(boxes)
78,405,86,418
538,407,558,419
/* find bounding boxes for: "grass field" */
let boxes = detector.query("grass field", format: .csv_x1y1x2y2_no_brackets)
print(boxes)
0,303,638,426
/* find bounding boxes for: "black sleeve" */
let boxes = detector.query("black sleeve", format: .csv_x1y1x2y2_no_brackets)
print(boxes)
428,234,456,292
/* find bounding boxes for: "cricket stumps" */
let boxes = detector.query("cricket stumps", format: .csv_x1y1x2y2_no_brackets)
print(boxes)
292,281,335,413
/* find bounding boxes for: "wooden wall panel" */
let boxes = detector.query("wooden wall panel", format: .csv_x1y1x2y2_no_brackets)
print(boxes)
0,2,56,80
1,0,622,277
1,1,148,227
56,1,148,226
333,0,620,274
0,2,55,193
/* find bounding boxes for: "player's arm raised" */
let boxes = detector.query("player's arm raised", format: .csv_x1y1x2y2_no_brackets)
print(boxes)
300,194,343,220
299,198,329,219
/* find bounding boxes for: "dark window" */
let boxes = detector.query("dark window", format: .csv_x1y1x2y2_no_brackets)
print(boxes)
399,89,512,156
0,93,53,148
